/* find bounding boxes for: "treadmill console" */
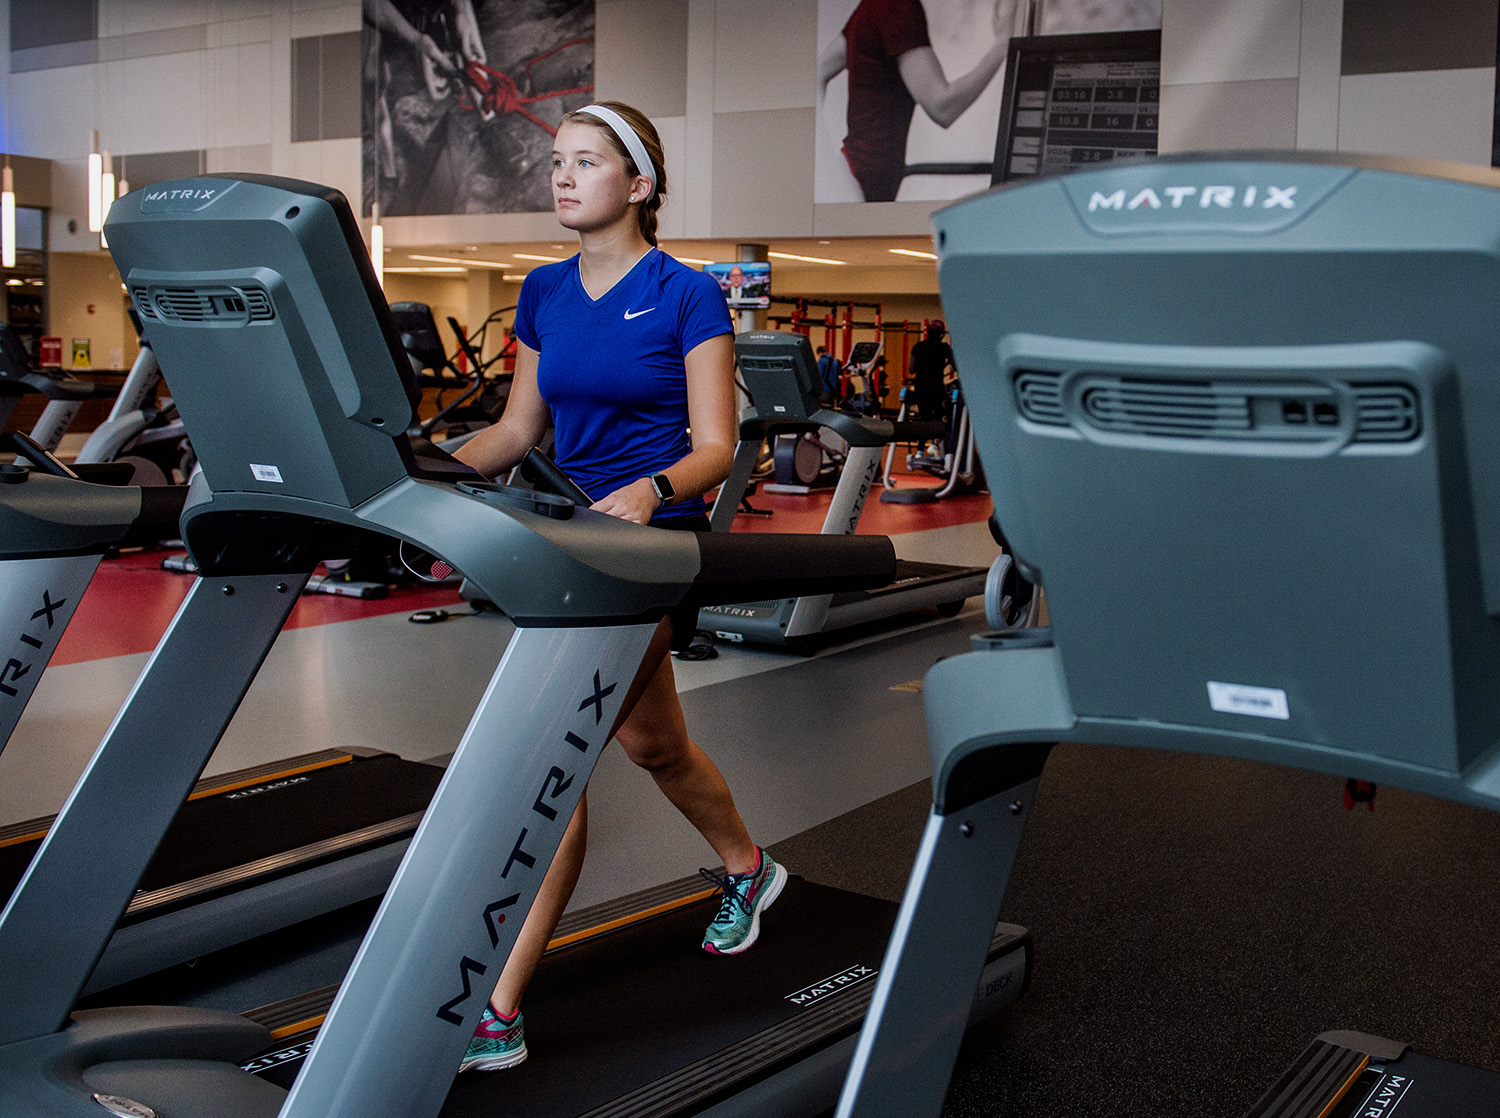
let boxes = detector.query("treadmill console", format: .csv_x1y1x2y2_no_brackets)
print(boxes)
735,331,822,421
388,302,448,374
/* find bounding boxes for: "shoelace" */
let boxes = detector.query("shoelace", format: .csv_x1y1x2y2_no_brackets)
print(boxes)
699,866,750,923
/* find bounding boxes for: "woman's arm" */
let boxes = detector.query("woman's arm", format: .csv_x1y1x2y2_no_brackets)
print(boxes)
819,33,848,94
589,332,737,525
896,0,1016,128
452,341,551,479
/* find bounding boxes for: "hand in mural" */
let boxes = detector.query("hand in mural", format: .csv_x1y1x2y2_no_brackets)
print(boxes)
452,0,488,66
366,0,460,99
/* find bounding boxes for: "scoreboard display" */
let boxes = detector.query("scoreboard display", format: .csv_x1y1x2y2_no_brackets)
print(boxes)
992,29,1162,184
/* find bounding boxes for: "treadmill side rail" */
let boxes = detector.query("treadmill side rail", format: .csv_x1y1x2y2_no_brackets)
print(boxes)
0,571,309,1045
835,781,1039,1118
708,439,765,532
0,553,100,754
282,622,658,1118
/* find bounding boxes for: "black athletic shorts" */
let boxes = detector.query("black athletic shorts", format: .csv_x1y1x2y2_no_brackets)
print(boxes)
655,513,711,651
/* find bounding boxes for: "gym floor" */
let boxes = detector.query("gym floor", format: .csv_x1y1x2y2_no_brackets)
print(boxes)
8,474,1500,1116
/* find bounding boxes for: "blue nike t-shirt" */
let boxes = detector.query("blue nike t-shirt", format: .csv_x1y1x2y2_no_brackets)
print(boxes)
513,249,733,521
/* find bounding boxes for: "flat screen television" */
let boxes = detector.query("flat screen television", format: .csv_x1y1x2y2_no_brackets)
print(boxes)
991,28,1162,185
703,261,771,309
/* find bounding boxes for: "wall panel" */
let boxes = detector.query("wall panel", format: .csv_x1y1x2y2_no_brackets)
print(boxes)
1338,67,1497,164
596,0,689,116
1159,78,1299,153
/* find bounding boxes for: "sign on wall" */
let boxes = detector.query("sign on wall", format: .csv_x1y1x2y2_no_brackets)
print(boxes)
362,0,596,216
816,0,1161,204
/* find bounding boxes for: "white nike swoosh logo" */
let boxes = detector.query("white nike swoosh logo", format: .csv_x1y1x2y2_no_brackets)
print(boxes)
623,307,656,320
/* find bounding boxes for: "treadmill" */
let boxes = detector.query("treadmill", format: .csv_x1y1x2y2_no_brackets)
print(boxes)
0,357,444,999
833,153,1500,1117
702,330,988,648
0,173,1030,1118
0,322,119,459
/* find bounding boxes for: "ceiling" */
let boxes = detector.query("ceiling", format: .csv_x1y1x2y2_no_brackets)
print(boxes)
383,234,941,280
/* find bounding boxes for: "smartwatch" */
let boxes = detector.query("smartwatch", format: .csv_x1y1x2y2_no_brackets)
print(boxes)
649,473,675,507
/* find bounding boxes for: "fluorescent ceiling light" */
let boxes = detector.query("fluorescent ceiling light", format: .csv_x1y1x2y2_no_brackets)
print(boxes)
385,266,466,274
668,254,715,266
370,208,384,288
409,253,509,269
768,251,846,266
889,248,937,260
87,133,103,232
1,166,14,269
513,252,563,262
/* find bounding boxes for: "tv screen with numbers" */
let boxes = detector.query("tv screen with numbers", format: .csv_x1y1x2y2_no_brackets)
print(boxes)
991,29,1162,185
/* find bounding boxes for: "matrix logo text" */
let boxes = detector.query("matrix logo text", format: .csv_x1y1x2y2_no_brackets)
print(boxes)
786,964,876,1007
144,188,218,202
1088,185,1297,212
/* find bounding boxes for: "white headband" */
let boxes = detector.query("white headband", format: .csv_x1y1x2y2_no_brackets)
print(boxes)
575,104,658,199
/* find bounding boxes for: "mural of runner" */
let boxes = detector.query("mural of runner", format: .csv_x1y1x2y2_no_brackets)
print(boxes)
816,0,1160,204
363,0,596,216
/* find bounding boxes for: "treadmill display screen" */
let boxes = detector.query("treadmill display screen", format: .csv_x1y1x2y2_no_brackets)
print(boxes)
992,30,1162,184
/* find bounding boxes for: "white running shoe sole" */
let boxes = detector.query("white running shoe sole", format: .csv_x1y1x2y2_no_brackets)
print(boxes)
459,1043,528,1073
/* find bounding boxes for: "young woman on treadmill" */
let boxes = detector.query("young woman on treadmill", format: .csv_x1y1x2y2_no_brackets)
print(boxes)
451,101,787,1072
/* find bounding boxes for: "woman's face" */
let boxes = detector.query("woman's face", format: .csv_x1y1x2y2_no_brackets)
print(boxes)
551,121,644,235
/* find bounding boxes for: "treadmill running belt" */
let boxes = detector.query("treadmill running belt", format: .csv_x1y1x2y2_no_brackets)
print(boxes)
0,753,443,914
251,878,901,1117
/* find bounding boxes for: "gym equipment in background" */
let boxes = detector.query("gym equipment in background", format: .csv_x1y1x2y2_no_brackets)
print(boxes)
390,300,514,450
880,382,984,504
703,331,986,648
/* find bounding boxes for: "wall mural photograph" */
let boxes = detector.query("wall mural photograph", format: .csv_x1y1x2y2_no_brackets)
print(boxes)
363,0,596,216
816,0,1161,204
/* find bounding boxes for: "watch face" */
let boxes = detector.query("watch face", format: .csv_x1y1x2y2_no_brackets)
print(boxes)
653,474,674,502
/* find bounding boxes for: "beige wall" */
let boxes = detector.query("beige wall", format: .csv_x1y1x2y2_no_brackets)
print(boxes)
46,253,134,370
7,0,1500,312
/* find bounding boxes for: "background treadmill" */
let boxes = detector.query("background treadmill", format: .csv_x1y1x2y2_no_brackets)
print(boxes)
702,330,988,648
0,337,444,997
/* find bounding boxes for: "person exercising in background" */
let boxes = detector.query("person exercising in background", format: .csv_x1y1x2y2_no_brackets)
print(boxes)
908,320,956,422
819,0,1017,202
450,100,786,1074
816,345,843,401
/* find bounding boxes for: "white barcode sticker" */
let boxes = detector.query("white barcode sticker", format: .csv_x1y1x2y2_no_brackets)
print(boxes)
1207,681,1289,720
250,463,283,483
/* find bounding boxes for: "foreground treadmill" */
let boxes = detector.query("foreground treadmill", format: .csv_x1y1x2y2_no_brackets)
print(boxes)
833,153,1500,1117
0,174,1028,1118
702,331,988,648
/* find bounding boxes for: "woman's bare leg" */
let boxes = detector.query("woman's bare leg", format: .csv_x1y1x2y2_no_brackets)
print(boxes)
487,791,587,1016
484,618,757,1013
614,648,758,875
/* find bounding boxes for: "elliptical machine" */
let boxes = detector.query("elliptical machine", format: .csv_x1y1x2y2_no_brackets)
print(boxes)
391,301,514,452
880,381,985,504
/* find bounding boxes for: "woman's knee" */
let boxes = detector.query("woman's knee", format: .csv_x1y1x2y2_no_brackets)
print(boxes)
615,721,690,772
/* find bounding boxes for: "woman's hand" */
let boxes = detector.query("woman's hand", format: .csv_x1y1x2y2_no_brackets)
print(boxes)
591,478,661,525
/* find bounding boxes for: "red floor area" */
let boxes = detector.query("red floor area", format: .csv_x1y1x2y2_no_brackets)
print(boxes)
726,481,990,535
52,478,990,667
52,554,463,666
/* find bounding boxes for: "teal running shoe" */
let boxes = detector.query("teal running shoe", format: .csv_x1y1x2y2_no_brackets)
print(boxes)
700,848,788,955
459,1005,527,1072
